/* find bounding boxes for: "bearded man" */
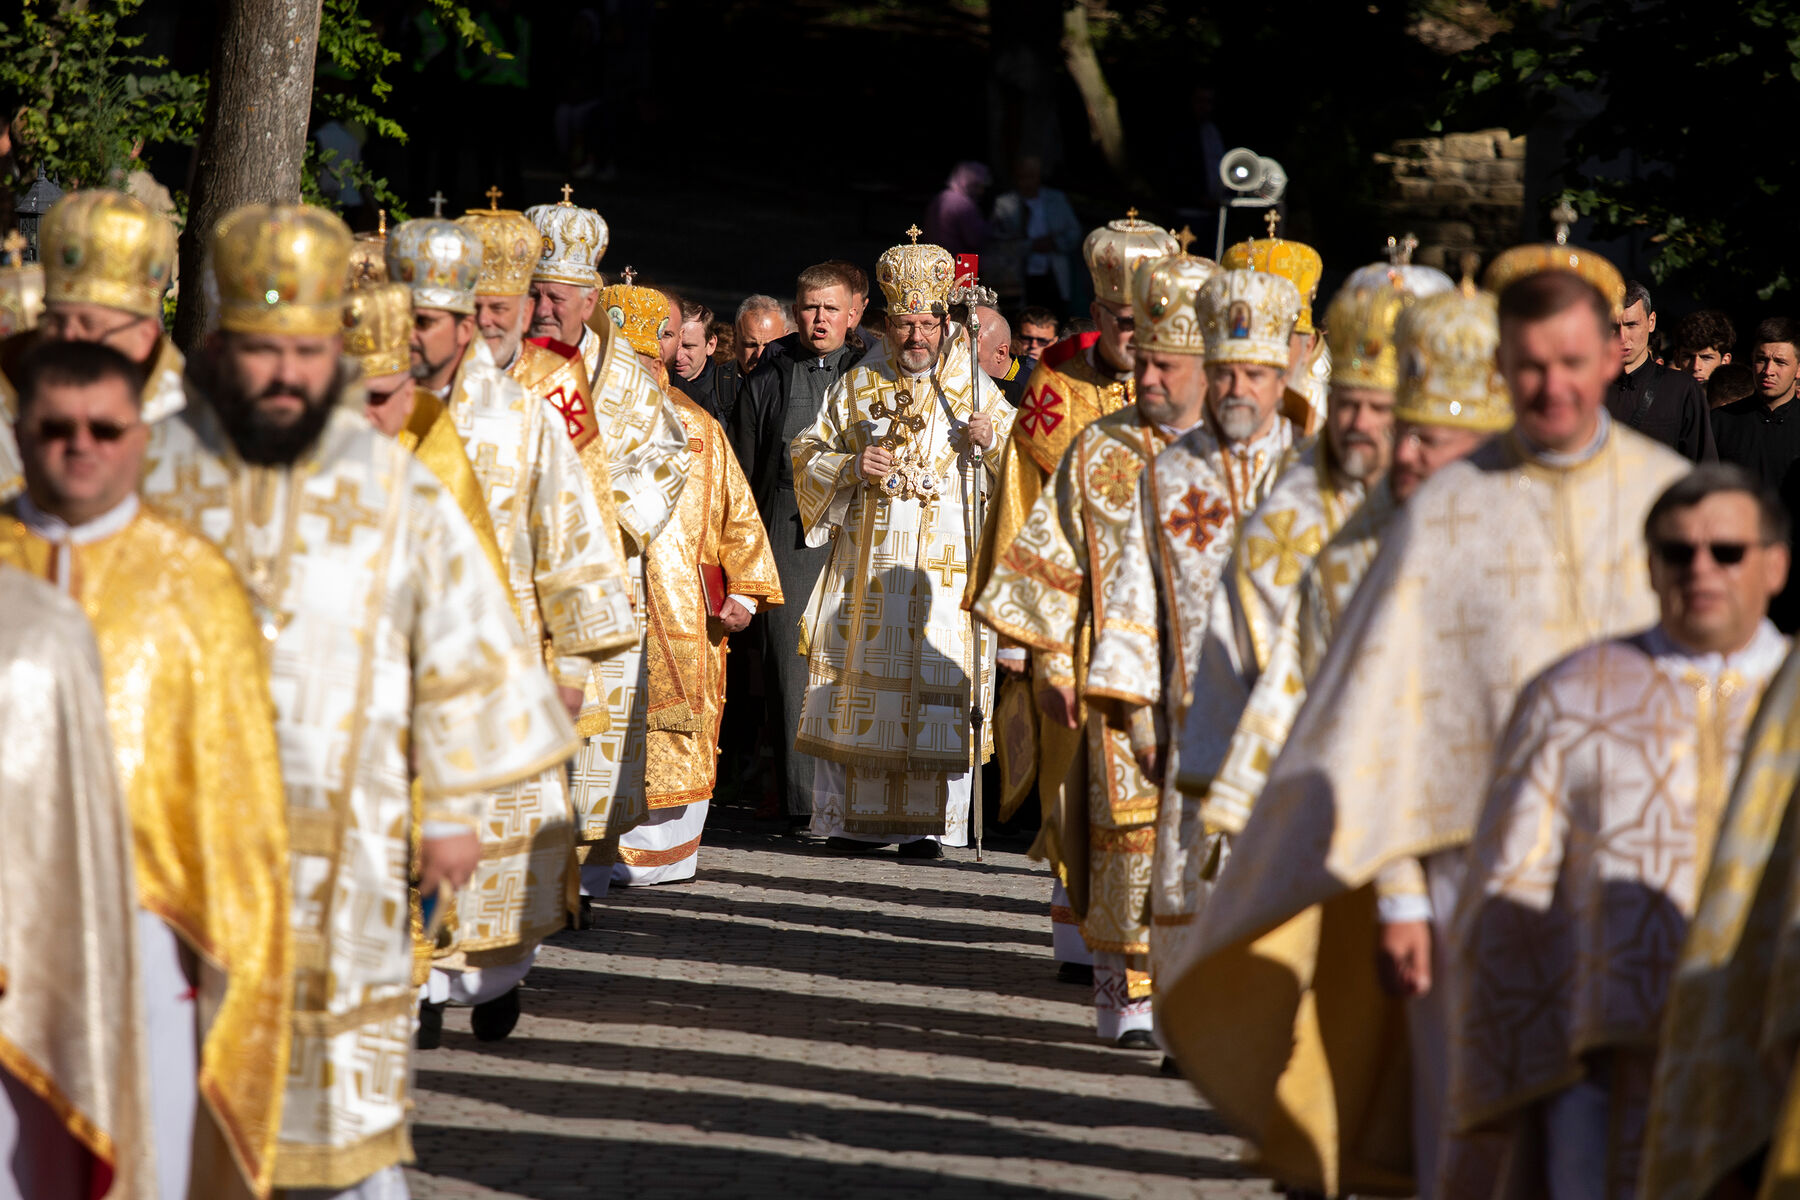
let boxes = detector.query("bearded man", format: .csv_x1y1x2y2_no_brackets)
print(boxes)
141,203,577,1197
793,228,1013,858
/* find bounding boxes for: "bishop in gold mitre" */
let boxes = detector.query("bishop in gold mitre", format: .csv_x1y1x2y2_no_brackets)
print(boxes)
967,210,1179,981
1165,243,1683,1199
0,336,291,1199
0,565,156,1199
0,189,188,502
141,202,577,1195
599,280,783,884
793,227,1012,857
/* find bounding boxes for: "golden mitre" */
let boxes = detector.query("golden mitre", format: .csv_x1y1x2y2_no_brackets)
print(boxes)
1129,232,1218,356
597,275,671,357
347,210,389,286
876,226,954,317
212,204,353,337
457,195,539,298
1481,203,1625,319
1083,210,1183,306
525,187,609,288
41,189,176,319
1221,218,1323,334
1198,267,1301,369
344,282,413,380
1326,242,1454,392
1393,286,1514,433
0,232,45,338
386,218,482,315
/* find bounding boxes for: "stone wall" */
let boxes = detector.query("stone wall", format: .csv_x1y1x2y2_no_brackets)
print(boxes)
1373,128,1526,273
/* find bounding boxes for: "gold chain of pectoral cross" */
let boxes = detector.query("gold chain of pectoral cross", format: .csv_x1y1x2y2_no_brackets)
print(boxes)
1529,446,1622,646
867,373,941,504
226,466,306,644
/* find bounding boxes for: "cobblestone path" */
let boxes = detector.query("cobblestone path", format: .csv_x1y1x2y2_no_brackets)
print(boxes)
405,817,1266,1198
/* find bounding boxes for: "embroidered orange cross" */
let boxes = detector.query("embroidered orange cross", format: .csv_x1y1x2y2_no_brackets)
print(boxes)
1018,383,1065,437
1168,485,1229,552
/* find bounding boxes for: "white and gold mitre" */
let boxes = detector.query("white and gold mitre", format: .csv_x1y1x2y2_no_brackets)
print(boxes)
344,282,413,379
876,226,954,316
1129,231,1218,356
211,204,353,337
386,218,481,315
41,189,176,319
1198,266,1301,368
1083,210,1183,306
457,192,539,297
347,210,388,286
0,232,44,337
525,187,608,288
1325,242,1453,392
1481,202,1626,319
1393,286,1514,433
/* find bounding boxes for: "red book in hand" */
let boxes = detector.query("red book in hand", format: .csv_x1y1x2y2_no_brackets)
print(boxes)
698,563,726,618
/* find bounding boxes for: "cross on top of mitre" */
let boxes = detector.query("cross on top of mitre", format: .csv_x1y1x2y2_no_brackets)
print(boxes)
485,186,503,210
428,191,446,218
905,224,922,244
560,183,575,205
1264,210,1281,238
1176,226,1196,255
621,265,637,286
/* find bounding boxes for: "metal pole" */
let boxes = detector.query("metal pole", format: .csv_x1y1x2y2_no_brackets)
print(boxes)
951,285,994,863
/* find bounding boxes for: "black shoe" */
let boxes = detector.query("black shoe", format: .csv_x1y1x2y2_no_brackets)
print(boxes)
1056,961,1095,986
416,1000,445,1050
1159,1054,1182,1078
825,836,887,854
897,839,943,860
1115,1029,1157,1050
471,986,522,1042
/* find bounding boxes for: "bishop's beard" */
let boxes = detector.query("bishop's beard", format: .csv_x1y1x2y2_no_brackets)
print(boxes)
215,370,343,466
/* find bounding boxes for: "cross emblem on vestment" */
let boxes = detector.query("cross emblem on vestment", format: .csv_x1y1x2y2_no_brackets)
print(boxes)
485,186,503,210
560,183,575,204
545,384,592,441
303,478,380,545
1425,493,1478,546
429,191,446,218
922,545,963,588
1168,485,1229,553
1246,509,1323,588
471,442,517,505
1017,383,1064,438
1485,542,1542,599
1436,602,1486,658
162,460,229,531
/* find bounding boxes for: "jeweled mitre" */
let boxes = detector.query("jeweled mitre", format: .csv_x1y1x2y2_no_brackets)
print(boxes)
211,204,353,337
1083,213,1182,306
1198,267,1301,368
1393,288,1514,433
1222,234,1323,335
1130,248,1217,357
386,218,481,315
876,232,954,317
41,189,176,319
1325,257,1452,392
457,202,539,298
344,282,413,379
598,282,671,358
526,193,609,288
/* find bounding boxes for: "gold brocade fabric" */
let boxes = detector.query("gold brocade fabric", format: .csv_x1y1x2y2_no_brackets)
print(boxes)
642,391,782,807
397,389,510,603
1446,628,1784,1199
1166,425,1688,1198
974,407,1169,951
0,507,293,1198
142,402,578,1189
0,567,155,1199
791,326,1012,835
511,338,601,453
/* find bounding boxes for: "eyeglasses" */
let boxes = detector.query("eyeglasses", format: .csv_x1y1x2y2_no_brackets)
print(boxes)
24,417,142,444
1016,334,1055,350
1652,539,1757,568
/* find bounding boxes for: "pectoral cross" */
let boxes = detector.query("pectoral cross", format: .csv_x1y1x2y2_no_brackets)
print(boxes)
485,185,503,210
869,389,925,451
429,191,446,218
560,183,575,205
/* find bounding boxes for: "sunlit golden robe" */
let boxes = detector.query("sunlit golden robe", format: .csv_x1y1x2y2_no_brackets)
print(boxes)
0,567,155,1200
1444,623,1786,1200
974,407,1168,955
965,333,1133,820
1165,423,1687,1198
792,326,1012,835
640,391,782,814
142,401,577,1190
1085,413,1296,980
0,334,191,501
569,319,693,848
441,340,635,954
0,503,292,1197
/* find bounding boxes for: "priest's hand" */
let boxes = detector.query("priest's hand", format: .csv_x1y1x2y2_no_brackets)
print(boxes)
558,686,585,721
1135,745,1163,786
718,598,752,633
1376,921,1433,997
1038,684,1079,729
420,828,481,894
857,445,895,484
967,412,995,450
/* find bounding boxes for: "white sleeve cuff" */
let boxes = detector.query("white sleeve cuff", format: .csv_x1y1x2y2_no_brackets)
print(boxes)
422,820,475,841
1376,892,1434,924
726,593,758,615
996,648,1028,664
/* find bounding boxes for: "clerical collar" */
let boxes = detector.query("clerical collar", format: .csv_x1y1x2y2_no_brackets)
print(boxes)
1085,344,1131,383
1158,418,1202,440
1643,618,1788,677
16,490,139,545
1522,408,1610,468
433,382,453,401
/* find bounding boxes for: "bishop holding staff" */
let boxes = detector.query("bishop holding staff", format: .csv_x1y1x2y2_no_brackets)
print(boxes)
793,227,1013,857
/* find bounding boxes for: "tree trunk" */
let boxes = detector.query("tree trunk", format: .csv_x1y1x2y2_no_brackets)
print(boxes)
173,0,323,355
1061,3,1129,181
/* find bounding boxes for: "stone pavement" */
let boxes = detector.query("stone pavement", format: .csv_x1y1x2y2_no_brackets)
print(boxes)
405,816,1267,1199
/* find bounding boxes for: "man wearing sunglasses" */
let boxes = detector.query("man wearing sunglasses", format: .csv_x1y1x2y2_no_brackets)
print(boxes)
1449,464,1788,1199
0,337,291,1199
0,189,189,505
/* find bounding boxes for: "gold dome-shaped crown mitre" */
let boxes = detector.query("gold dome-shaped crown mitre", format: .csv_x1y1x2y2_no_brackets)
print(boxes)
597,279,671,357
1325,250,1454,393
1198,267,1302,369
876,227,955,317
1393,288,1513,433
211,204,353,337
1083,212,1182,306
457,200,540,297
1481,202,1625,319
1129,237,1218,356
41,189,176,319
525,188,609,288
1221,230,1323,335
343,282,413,379
0,233,44,337
385,218,482,315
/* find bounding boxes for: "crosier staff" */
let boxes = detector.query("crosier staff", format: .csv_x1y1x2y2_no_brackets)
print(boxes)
950,255,996,863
